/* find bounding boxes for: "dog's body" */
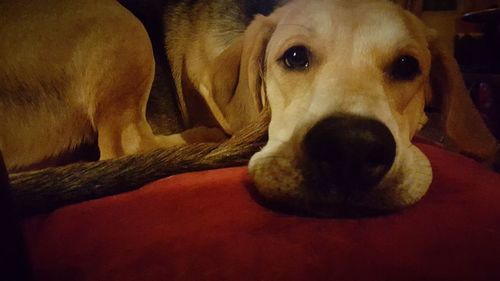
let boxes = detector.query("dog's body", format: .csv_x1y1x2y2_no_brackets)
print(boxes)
1,0,497,215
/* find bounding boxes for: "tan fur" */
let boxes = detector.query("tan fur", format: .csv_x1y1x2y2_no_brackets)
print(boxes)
164,0,496,213
0,0,225,171
2,0,497,216
428,39,497,159
10,110,270,216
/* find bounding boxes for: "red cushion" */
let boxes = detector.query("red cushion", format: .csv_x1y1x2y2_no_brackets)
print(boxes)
23,143,500,281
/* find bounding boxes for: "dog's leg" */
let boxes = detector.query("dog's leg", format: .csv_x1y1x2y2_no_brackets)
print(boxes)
94,59,226,159
93,12,225,160
82,9,170,160
95,75,162,159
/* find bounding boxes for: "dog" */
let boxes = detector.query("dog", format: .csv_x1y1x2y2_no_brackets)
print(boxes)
1,0,497,216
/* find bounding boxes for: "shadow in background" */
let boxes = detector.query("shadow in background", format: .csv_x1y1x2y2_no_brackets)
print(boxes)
118,0,184,135
0,151,33,281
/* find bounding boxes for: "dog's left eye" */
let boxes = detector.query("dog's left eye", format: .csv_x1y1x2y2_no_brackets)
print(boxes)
389,55,421,81
282,46,310,71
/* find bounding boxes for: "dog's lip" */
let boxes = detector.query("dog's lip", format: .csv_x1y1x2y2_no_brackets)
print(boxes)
244,180,394,218
247,143,432,218
300,160,388,194
246,167,401,218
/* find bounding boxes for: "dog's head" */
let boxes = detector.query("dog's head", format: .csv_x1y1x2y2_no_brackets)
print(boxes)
205,0,497,216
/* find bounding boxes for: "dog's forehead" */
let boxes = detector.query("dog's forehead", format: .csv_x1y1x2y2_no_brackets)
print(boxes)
276,0,416,47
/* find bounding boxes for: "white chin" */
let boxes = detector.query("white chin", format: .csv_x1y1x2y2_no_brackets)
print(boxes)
352,144,433,210
384,145,433,208
248,144,433,214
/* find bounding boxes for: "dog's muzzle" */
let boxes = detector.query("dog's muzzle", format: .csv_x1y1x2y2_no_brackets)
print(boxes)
302,115,396,193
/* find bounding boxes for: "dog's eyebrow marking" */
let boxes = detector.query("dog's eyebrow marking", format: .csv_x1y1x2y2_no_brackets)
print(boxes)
276,23,314,34
267,24,316,64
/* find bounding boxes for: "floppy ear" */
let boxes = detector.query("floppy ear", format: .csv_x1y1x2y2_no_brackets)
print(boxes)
428,36,497,159
201,15,276,134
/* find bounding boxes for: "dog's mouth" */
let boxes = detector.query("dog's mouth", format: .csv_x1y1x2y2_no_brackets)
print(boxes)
248,145,432,217
247,116,433,217
247,159,388,218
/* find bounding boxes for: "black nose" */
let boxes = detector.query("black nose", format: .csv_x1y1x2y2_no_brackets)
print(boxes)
303,116,396,192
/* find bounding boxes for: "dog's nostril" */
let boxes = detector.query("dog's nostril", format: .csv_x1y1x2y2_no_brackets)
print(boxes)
303,116,396,191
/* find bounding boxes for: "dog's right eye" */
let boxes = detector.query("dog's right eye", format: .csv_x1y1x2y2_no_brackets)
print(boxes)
281,46,310,71
389,55,421,81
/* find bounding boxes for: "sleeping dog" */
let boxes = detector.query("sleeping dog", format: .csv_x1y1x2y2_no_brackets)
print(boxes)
0,0,497,215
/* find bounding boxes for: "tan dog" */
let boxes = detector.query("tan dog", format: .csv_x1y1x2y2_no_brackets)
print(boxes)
1,0,497,216
0,0,225,170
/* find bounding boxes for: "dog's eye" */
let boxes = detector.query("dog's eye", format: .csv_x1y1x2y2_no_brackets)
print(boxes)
282,46,310,70
390,55,421,81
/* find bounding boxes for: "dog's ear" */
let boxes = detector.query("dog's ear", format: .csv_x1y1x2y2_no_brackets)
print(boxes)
202,15,275,134
427,34,497,159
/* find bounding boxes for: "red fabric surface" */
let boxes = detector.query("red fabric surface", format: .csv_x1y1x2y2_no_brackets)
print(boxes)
23,143,500,281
